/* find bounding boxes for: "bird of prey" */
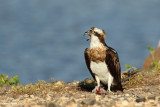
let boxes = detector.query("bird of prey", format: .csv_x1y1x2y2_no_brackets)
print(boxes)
84,27,123,94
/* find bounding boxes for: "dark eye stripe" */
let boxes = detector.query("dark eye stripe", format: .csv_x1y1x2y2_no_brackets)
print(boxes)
91,27,95,30
89,27,94,31
94,32,101,37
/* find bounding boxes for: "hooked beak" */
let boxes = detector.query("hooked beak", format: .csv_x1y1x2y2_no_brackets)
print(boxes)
83,31,91,41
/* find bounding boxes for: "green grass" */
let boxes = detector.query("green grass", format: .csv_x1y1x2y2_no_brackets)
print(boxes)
147,45,160,72
0,74,20,87
122,46,160,88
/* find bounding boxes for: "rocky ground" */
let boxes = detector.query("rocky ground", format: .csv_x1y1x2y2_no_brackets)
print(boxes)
0,85,160,107
0,70,160,107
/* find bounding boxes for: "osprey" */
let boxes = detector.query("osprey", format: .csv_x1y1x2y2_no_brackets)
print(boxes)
84,27,123,93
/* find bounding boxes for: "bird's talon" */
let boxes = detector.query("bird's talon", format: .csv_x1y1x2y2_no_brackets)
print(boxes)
107,90,114,94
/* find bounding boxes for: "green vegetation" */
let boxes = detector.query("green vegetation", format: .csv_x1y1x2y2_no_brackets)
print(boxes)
147,46,160,72
6,80,72,95
123,64,137,73
122,45,160,88
0,74,20,87
122,64,140,86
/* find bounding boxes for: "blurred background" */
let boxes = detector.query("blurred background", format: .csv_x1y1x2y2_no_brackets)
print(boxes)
0,0,160,84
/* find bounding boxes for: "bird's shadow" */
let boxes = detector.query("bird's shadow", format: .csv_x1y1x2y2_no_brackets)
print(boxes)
78,78,96,92
78,78,124,93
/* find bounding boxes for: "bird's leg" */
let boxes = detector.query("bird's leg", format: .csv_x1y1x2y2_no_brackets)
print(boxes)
92,76,100,93
107,73,114,93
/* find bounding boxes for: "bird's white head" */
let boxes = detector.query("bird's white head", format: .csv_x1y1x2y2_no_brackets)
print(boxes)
84,27,106,49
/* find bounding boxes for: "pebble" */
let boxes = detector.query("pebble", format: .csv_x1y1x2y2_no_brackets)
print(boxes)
47,102,57,107
158,96,160,101
0,82,160,107
13,95,20,99
30,95,35,99
136,97,146,102
109,100,115,106
134,102,143,107
147,95,156,100
24,94,29,98
82,98,96,105
46,95,52,101
125,94,130,97
122,100,129,106
80,94,86,98
6,94,13,98
95,95,101,101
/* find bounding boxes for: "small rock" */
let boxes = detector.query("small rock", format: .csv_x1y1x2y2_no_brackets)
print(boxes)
127,97,134,102
3,84,12,90
81,94,86,98
19,95,24,100
119,97,125,101
95,95,101,101
47,102,57,107
82,98,96,105
66,103,77,107
86,94,95,98
54,81,64,86
158,96,160,101
76,104,81,107
24,94,29,98
109,100,115,105
116,90,123,95
134,102,143,107
5,94,13,98
142,88,149,92
136,97,146,102
74,94,81,99
65,93,72,98
46,95,52,101
104,101,109,106
148,95,156,100
34,91,41,95
122,100,129,106
100,94,105,98
65,100,76,107
47,91,54,96
125,94,130,97
66,81,79,87
123,89,129,93
38,101,46,105
13,95,19,99
30,95,35,99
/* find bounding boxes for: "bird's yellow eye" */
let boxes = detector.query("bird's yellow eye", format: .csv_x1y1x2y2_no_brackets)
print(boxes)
91,31,95,34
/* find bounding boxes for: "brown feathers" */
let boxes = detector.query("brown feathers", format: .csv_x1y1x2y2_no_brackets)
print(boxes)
85,47,106,63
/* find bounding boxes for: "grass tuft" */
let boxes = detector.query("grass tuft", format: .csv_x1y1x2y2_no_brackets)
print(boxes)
0,74,20,87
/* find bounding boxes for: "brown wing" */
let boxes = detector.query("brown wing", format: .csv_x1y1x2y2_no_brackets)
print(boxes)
84,48,95,80
105,47,123,90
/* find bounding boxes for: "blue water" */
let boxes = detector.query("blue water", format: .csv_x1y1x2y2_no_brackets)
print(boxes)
0,0,160,84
